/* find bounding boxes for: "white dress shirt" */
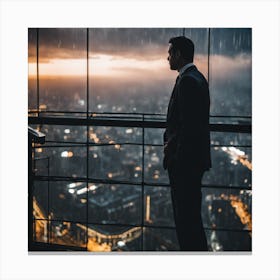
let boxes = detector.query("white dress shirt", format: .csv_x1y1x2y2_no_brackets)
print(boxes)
178,62,194,77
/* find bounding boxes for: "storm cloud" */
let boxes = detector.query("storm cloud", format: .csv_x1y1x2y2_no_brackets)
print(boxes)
29,28,252,63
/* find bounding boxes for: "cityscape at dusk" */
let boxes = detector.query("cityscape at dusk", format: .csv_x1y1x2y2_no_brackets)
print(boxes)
29,28,252,251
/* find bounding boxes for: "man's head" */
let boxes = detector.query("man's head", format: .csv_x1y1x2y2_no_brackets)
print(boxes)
167,36,194,71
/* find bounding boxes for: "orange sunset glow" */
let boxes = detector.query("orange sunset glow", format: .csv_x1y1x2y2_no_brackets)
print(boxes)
28,53,249,81
28,55,167,77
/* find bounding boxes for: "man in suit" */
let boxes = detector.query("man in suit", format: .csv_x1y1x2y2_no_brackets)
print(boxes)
163,36,211,251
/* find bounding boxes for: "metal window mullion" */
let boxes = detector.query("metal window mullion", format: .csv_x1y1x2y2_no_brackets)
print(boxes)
36,28,40,116
208,28,211,84
86,28,90,250
47,157,50,244
141,115,145,251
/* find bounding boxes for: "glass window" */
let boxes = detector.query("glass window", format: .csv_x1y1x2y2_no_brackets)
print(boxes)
88,184,142,225
38,28,87,112
143,227,179,251
205,229,251,251
49,181,87,223
203,147,252,188
35,146,87,178
202,187,252,231
29,28,252,252
144,145,168,184
209,28,252,116
50,221,87,248
144,186,174,227
88,145,142,182
89,28,184,114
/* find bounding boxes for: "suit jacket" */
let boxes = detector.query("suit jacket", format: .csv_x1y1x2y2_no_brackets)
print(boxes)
163,65,211,172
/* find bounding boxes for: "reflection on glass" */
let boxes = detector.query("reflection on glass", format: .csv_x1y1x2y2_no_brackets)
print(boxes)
210,28,252,116
144,186,174,227
143,227,179,251
88,184,141,225
38,28,87,112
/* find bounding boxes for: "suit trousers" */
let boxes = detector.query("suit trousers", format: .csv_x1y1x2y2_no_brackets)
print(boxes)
168,165,208,251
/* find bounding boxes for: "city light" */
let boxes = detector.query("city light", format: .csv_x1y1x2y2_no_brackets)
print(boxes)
61,151,74,158
221,146,252,170
125,129,133,134
77,187,88,195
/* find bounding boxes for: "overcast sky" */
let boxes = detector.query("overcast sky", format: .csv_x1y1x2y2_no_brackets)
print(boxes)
28,28,251,61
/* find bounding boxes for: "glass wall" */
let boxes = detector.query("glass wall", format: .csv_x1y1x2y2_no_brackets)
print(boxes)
209,28,252,117
29,28,252,251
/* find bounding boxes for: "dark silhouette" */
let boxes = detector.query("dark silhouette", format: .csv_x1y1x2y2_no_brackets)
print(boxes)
163,36,211,251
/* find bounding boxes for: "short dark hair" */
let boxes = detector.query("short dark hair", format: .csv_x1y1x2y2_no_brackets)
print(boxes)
169,36,194,62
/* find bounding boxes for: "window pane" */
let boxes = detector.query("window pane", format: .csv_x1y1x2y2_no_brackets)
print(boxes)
205,229,251,251
89,145,142,182
209,28,252,116
50,221,87,248
38,28,87,112
34,220,48,243
89,28,183,114
88,184,142,225
202,187,252,231
143,227,179,251
35,146,87,178
144,186,174,227
33,180,49,219
184,28,209,80
144,145,168,184
49,181,87,223
203,147,252,187
144,128,165,146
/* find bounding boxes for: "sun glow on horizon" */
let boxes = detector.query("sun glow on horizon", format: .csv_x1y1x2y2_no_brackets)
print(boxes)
28,54,167,78
28,53,250,82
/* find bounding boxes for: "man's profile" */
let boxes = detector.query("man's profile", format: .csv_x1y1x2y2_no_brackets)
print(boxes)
163,36,211,251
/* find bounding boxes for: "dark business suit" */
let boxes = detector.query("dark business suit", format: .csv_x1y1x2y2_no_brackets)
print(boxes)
163,65,211,251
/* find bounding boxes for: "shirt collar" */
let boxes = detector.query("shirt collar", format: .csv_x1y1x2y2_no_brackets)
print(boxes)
178,62,194,77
